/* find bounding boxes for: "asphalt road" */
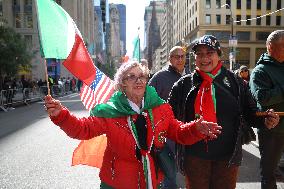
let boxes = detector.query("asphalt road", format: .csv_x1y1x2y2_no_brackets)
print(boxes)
0,93,283,189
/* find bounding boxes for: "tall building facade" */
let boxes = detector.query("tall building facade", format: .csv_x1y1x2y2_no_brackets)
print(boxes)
116,4,126,56
168,0,284,69
144,1,166,70
0,0,95,80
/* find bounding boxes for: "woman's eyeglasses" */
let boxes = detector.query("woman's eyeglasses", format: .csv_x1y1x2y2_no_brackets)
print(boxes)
171,54,185,59
123,74,148,83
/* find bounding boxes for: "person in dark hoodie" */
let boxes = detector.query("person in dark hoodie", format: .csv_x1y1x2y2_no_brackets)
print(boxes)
250,30,284,189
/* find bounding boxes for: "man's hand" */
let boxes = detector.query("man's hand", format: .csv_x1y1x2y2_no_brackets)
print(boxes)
264,109,280,129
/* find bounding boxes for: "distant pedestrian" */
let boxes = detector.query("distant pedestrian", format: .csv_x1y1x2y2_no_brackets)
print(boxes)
237,65,250,83
250,30,284,189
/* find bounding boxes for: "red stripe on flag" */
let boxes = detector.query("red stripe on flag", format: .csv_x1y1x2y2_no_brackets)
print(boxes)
63,34,96,86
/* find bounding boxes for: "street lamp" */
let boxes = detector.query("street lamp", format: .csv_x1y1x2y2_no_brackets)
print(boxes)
221,3,237,70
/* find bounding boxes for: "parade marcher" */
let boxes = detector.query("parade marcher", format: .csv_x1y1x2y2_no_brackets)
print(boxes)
168,35,280,189
44,61,222,189
149,45,189,188
249,30,284,189
237,65,250,83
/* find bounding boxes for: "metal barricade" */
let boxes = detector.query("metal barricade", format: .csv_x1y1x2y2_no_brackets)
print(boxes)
0,90,8,112
0,89,15,111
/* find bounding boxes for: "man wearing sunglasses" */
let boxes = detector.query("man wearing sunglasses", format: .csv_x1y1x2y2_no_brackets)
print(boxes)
148,46,190,188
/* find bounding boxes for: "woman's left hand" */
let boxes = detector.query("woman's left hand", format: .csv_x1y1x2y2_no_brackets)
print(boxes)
195,116,222,139
264,109,280,129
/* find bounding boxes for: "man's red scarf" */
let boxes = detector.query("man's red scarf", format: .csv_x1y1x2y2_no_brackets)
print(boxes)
194,61,222,123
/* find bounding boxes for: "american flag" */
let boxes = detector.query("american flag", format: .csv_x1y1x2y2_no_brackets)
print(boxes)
80,68,114,111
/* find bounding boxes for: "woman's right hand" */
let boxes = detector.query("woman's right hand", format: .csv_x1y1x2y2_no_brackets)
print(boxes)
195,116,222,139
44,95,63,117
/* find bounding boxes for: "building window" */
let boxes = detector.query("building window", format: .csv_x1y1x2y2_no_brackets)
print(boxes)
236,31,250,40
15,13,21,28
206,0,211,9
236,15,241,25
226,15,230,25
24,35,32,47
195,2,197,11
266,15,270,25
246,0,251,9
246,15,251,25
0,0,3,16
256,15,261,25
257,0,261,9
256,32,270,40
237,0,241,9
216,0,221,9
195,17,198,27
267,0,271,10
276,16,281,26
206,14,211,24
216,14,221,24
206,31,230,40
226,0,231,7
277,0,281,10
24,13,33,28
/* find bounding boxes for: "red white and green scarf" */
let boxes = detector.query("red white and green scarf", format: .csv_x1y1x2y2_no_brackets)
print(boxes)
194,61,222,123
91,85,165,189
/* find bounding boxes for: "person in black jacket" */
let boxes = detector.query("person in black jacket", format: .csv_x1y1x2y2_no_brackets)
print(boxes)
168,35,280,189
149,46,190,188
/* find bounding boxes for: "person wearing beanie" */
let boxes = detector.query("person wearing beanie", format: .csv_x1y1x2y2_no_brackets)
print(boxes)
238,65,250,82
168,35,280,189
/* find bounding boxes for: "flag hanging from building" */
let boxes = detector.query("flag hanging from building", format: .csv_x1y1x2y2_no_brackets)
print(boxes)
132,36,140,62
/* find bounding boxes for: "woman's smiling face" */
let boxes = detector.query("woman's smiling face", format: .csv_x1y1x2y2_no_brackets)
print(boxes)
194,45,220,72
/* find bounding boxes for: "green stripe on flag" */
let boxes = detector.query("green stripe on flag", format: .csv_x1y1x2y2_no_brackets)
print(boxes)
36,0,75,59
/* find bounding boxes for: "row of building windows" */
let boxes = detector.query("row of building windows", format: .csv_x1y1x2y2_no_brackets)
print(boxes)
205,14,282,26
205,30,271,41
206,0,281,10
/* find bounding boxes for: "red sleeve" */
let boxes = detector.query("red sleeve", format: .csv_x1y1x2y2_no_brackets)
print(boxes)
164,104,205,144
50,107,107,140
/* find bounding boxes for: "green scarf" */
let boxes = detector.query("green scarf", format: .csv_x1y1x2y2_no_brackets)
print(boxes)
90,85,165,117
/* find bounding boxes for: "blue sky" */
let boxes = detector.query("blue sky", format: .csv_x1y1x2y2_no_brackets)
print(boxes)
95,0,151,57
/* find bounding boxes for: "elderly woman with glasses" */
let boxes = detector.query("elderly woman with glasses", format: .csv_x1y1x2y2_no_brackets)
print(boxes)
44,61,221,189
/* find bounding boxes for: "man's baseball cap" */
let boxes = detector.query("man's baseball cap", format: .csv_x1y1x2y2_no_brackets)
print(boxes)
192,35,222,56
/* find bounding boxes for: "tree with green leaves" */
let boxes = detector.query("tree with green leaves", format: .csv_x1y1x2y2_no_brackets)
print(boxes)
0,26,32,90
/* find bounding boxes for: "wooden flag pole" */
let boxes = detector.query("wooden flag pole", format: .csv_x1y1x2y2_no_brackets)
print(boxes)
256,112,284,117
44,59,51,96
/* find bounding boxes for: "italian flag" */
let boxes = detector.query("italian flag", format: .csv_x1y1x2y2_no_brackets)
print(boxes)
35,0,96,85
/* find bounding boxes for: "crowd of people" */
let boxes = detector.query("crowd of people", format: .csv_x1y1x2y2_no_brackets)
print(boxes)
44,30,284,189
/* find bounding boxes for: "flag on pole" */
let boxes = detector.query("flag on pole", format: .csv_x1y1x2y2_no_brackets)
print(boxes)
132,36,140,62
35,0,96,85
36,0,113,168
80,69,114,111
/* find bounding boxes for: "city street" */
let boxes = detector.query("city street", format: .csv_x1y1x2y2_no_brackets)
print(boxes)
0,94,284,189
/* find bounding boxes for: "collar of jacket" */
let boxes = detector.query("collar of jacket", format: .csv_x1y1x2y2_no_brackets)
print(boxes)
168,65,184,76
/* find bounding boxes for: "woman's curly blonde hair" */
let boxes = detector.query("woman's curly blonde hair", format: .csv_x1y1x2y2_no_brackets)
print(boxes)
113,61,150,91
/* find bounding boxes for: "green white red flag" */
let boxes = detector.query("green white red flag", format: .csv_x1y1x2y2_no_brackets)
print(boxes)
35,0,96,85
